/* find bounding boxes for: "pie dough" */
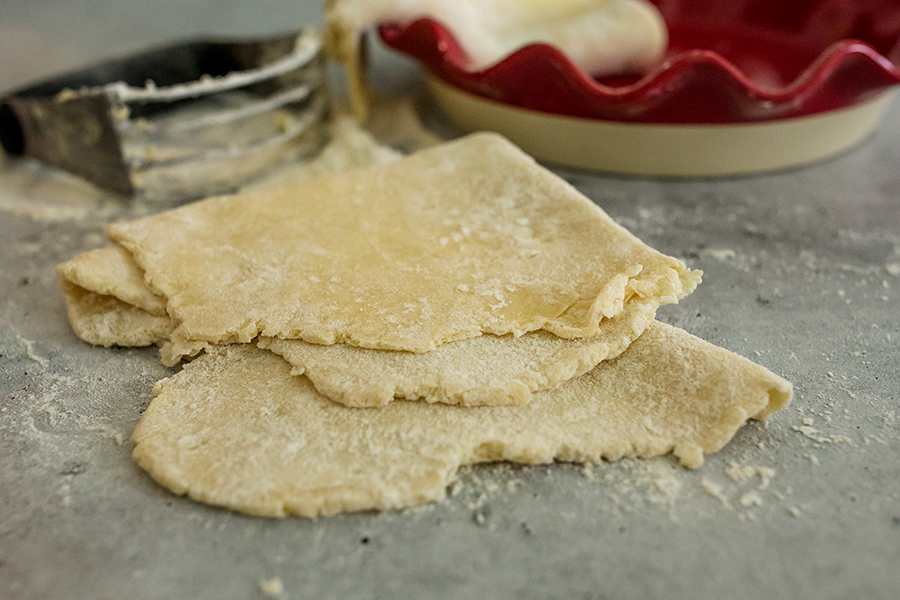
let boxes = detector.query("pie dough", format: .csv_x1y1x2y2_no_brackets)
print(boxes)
57,244,663,407
132,322,793,518
326,0,668,117
58,280,174,347
107,133,700,363
56,113,403,349
259,298,657,407
56,245,167,317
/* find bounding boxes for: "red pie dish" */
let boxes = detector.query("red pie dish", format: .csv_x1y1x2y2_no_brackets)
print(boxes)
377,0,900,175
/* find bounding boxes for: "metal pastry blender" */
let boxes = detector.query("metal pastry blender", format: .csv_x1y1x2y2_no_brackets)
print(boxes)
0,29,329,203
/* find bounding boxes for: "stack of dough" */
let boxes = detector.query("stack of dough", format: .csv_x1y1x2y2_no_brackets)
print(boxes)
57,132,792,517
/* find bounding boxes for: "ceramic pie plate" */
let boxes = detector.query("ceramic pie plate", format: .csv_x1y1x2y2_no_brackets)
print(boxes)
428,78,895,176
380,0,900,176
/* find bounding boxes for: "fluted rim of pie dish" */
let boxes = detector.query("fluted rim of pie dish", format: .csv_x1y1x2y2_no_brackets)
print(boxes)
379,16,900,124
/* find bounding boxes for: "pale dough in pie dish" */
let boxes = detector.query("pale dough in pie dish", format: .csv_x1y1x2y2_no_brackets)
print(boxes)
106,133,700,363
132,322,792,518
326,0,668,116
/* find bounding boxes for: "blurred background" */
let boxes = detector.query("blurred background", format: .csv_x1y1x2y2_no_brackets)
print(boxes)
0,0,326,93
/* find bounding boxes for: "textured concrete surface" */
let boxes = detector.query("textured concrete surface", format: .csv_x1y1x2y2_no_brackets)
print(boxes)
1,2,899,599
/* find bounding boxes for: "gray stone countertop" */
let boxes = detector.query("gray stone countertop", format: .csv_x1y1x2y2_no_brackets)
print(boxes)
1,2,898,599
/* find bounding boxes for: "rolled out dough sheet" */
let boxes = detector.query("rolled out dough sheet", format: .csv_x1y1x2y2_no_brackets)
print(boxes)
57,244,662,407
57,246,175,348
132,322,792,518
57,115,401,351
259,298,658,407
107,133,701,361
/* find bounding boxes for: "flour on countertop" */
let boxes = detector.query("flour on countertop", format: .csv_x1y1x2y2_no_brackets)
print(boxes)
16,336,48,367
0,155,122,222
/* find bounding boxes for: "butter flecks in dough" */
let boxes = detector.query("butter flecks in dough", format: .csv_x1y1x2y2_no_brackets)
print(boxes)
259,297,658,407
326,0,667,118
132,322,793,518
108,133,700,362
59,281,175,347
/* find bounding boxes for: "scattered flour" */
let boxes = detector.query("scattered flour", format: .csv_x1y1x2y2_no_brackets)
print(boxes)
16,336,48,368
84,424,127,446
0,155,121,222
739,491,763,507
701,477,731,509
241,115,402,193
792,425,854,445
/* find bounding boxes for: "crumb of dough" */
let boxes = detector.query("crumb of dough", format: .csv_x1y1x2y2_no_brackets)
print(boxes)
738,490,763,507
725,462,757,483
258,577,283,596
757,467,775,490
701,477,731,508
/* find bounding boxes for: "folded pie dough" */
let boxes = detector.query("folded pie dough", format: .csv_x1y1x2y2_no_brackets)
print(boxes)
132,322,792,518
58,280,175,348
107,133,700,363
56,245,168,317
259,297,658,407
57,245,663,407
